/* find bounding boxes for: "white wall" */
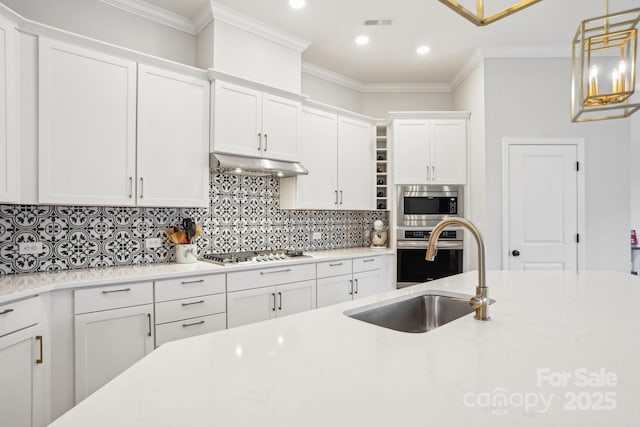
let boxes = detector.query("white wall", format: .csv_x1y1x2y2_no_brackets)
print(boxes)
301,73,362,113
630,115,640,234
0,0,196,66
361,92,453,119
452,60,486,272
484,58,631,272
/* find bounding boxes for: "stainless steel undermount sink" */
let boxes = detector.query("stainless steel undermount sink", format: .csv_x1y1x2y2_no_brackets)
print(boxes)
344,290,495,333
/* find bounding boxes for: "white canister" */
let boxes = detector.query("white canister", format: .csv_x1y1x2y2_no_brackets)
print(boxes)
175,244,197,264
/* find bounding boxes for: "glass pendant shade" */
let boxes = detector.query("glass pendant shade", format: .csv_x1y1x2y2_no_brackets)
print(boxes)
571,6,640,122
438,0,542,26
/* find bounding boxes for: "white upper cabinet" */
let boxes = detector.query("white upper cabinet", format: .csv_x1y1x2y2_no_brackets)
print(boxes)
337,116,375,210
137,64,210,207
38,39,137,206
392,113,468,185
38,38,210,207
0,15,18,203
280,106,374,210
212,80,300,162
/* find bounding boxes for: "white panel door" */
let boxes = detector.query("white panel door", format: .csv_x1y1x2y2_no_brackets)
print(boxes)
0,325,47,427
74,304,154,403
38,39,137,206
337,116,374,210
261,93,300,161
352,270,381,301
226,286,277,328
137,65,210,207
507,144,578,271
316,275,353,308
0,16,17,203
212,80,261,157
294,107,338,209
430,119,467,184
392,120,430,184
276,280,316,318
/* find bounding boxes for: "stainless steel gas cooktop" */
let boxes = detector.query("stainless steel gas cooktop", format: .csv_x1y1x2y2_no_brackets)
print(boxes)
200,249,309,265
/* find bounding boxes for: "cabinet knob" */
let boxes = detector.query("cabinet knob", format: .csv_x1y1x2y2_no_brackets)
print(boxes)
512,250,521,257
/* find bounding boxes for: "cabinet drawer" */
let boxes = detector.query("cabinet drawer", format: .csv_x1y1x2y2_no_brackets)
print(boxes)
155,274,225,303
317,259,352,278
0,296,42,337
155,313,226,347
74,282,153,314
227,263,315,292
155,294,226,325
353,256,382,273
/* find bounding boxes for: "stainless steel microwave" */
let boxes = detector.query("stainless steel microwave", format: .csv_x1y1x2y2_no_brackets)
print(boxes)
397,185,463,227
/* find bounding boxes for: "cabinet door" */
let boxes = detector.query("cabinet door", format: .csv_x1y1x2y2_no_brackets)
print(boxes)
0,325,47,427
316,275,353,308
276,280,316,318
137,65,210,207
74,304,154,403
287,107,338,209
353,270,382,301
261,93,300,161
227,286,277,328
212,80,261,157
0,16,17,203
337,116,374,210
38,39,137,206
430,119,467,184
392,120,430,184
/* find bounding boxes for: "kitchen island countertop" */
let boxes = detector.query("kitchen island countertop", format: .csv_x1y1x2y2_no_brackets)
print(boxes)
49,270,640,426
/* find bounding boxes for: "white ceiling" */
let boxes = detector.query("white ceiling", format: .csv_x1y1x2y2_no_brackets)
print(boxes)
140,0,639,84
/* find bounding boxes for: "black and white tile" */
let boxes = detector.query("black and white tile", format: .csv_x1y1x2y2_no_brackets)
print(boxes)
0,174,388,276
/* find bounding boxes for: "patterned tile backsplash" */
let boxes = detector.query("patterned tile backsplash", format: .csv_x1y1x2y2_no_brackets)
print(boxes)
0,174,388,276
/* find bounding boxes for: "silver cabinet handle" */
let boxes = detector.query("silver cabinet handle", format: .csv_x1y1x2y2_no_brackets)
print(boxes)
0,308,14,315
102,288,131,294
354,278,359,294
264,134,268,151
147,313,152,337
181,300,205,307
260,269,291,275
339,190,343,205
334,190,338,205
432,165,435,182
258,133,262,151
128,177,133,198
272,292,277,311
36,336,43,364
427,165,431,182
139,177,144,198
348,279,353,295
329,263,343,267
278,291,282,310
181,279,204,285
182,320,205,328
363,258,375,263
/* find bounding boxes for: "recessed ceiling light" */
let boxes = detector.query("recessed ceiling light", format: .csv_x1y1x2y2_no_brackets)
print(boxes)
355,35,370,46
416,45,431,55
289,0,306,9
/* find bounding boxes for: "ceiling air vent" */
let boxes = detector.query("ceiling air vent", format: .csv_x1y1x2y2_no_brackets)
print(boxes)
363,19,393,26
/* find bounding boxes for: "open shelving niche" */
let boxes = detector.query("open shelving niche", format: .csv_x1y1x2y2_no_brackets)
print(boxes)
375,121,388,211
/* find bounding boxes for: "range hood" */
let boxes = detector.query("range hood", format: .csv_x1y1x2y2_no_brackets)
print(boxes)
209,153,308,177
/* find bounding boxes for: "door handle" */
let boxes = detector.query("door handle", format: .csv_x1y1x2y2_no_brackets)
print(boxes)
432,166,435,181
339,190,343,205
335,190,339,205
128,176,133,198
102,288,131,294
139,177,144,199
354,278,359,294
260,269,291,275
348,279,353,295
147,313,152,337
181,300,205,307
36,336,43,364
182,320,205,327
427,165,431,181
264,134,268,151
258,133,262,151
512,250,521,257
278,291,282,310
272,293,277,311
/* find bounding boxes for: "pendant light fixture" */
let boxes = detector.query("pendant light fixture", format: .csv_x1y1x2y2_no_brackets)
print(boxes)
438,0,542,26
571,0,640,122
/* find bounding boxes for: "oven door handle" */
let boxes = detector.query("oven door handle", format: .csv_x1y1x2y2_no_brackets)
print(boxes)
397,241,463,250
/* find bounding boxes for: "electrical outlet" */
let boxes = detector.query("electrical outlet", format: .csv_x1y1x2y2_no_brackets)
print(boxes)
145,238,162,249
312,232,322,240
19,242,43,255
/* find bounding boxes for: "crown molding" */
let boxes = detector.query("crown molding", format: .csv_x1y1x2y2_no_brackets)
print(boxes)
301,61,364,92
361,83,451,93
97,0,197,34
210,1,310,52
482,45,569,58
449,48,484,91
193,1,214,34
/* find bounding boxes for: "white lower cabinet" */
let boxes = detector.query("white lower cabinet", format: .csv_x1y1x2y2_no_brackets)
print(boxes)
227,279,316,328
317,256,385,308
0,297,48,427
74,283,154,403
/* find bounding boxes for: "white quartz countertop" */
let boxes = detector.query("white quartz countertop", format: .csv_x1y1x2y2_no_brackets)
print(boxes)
49,270,640,427
0,247,393,304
